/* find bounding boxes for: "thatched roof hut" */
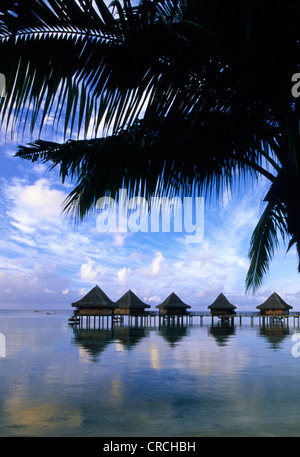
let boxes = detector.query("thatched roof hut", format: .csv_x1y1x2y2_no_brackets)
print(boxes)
114,289,150,315
208,293,236,315
156,292,191,315
256,292,292,315
72,285,115,315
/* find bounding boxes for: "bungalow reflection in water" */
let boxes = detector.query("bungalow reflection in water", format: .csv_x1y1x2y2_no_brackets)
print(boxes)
72,316,291,362
72,327,149,361
259,323,290,349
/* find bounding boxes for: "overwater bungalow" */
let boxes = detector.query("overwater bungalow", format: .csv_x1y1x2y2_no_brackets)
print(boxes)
208,293,237,316
156,292,191,315
71,285,115,316
256,292,292,315
114,289,150,315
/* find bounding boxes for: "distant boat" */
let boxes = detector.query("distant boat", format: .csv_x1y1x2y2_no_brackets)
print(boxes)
46,312,57,315
34,310,42,312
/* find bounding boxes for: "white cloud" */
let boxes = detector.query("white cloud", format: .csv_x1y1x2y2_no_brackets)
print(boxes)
80,258,107,281
79,288,88,297
0,263,72,305
112,234,126,247
3,148,16,158
31,163,48,175
128,251,143,262
1,164,300,310
17,178,66,218
10,234,36,247
5,177,67,234
117,266,131,286
150,251,164,275
148,295,161,303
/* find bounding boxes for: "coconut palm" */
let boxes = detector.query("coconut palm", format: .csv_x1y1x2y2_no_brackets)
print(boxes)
0,0,299,291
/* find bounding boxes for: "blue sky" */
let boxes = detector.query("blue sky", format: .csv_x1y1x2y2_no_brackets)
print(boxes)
0,129,300,311
0,0,299,311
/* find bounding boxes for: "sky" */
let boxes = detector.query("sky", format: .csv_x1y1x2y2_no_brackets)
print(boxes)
0,0,299,312
0,127,300,311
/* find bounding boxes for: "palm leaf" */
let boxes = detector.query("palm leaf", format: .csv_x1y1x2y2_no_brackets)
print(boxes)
0,0,197,139
0,1,154,137
246,200,289,292
16,104,279,221
3,0,300,292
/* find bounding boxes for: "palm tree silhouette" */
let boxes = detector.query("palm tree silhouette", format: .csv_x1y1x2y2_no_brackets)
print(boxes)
0,0,299,291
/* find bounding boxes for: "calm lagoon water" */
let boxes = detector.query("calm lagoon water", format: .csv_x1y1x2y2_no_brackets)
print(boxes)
0,309,300,437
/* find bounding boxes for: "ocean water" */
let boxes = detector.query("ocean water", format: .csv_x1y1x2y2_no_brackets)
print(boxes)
0,309,300,437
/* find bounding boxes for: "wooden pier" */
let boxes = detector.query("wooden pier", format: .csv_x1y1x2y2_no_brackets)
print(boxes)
69,311,300,329
69,311,191,329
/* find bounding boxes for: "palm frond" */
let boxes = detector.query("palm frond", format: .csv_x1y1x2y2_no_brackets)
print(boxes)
15,129,164,220
16,103,278,221
0,0,177,138
246,200,289,292
3,0,300,293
